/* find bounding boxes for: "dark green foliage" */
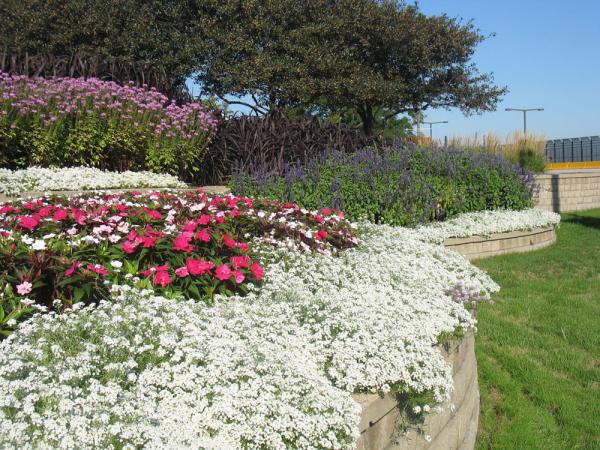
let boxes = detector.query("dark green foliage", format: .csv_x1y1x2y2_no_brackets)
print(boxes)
196,0,506,135
0,0,205,96
230,145,538,227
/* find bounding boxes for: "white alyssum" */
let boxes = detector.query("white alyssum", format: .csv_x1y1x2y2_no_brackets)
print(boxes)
414,208,560,244
0,166,187,196
0,222,500,449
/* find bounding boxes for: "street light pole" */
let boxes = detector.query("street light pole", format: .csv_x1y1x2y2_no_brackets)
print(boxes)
505,107,544,134
422,121,449,140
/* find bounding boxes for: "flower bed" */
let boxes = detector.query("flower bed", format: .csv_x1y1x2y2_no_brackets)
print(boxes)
0,190,356,335
230,146,539,227
0,72,217,181
0,188,506,448
0,167,188,196
0,238,495,449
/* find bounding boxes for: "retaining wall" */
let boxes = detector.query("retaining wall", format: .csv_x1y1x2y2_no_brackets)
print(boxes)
535,172,600,212
354,333,478,450
443,226,556,260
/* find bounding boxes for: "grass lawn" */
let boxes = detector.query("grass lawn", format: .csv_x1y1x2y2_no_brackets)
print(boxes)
474,208,600,450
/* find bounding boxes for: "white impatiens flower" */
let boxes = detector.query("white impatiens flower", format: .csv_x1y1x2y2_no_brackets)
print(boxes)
30,239,47,250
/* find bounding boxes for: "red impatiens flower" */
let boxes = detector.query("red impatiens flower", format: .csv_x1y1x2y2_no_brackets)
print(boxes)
173,232,194,252
38,206,53,217
141,265,169,278
64,261,81,277
142,207,162,220
230,255,250,270
186,258,214,276
182,221,198,232
122,240,138,254
315,229,329,241
222,233,236,249
141,236,157,248
195,228,211,243
237,242,249,253
215,264,232,281
250,262,264,281
198,214,211,225
86,264,109,276
18,216,39,231
153,270,172,287
53,209,68,221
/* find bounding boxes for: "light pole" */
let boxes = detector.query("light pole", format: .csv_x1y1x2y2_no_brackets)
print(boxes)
422,121,448,140
505,108,544,135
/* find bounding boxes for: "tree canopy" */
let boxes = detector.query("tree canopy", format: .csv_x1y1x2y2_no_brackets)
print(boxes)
1,0,507,135
0,0,205,95
196,0,506,134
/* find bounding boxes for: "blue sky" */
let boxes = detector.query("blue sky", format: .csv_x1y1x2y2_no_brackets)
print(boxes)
189,1,600,140
415,0,600,140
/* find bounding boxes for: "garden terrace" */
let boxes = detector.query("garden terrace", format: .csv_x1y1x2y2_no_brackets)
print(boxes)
0,185,563,448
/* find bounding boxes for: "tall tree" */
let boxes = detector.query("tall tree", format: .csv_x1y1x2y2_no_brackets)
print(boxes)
0,0,206,96
196,0,506,135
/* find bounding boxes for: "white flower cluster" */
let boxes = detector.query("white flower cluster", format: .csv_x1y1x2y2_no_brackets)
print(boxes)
0,166,187,196
413,208,561,244
0,223,499,449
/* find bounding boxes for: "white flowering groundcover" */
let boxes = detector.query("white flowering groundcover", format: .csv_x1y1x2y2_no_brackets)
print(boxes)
414,208,561,243
0,166,187,196
0,202,560,449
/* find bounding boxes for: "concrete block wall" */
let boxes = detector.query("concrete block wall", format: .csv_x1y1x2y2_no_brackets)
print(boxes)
535,173,600,212
354,333,479,450
443,226,557,260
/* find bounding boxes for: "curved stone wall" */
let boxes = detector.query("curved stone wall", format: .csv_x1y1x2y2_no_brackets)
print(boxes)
354,333,479,450
443,226,556,260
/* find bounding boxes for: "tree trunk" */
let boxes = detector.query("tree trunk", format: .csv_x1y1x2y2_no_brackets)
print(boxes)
359,104,374,137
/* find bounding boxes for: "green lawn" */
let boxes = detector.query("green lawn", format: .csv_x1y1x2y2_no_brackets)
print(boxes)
474,209,600,450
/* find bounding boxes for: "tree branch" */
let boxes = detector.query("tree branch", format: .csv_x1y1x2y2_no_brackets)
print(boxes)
217,94,268,115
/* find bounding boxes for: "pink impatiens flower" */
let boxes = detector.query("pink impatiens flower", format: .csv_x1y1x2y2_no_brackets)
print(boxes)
233,269,245,284
86,264,109,276
16,281,33,295
173,232,194,252
18,216,39,231
186,258,214,276
175,266,189,277
221,233,236,249
153,270,172,287
122,240,137,254
215,264,232,281
52,209,68,221
198,214,211,225
250,262,264,281
195,228,211,242
64,261,81,277
230,255,250,270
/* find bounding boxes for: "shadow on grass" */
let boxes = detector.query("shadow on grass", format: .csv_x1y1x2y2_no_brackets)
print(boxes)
562,213,600,230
